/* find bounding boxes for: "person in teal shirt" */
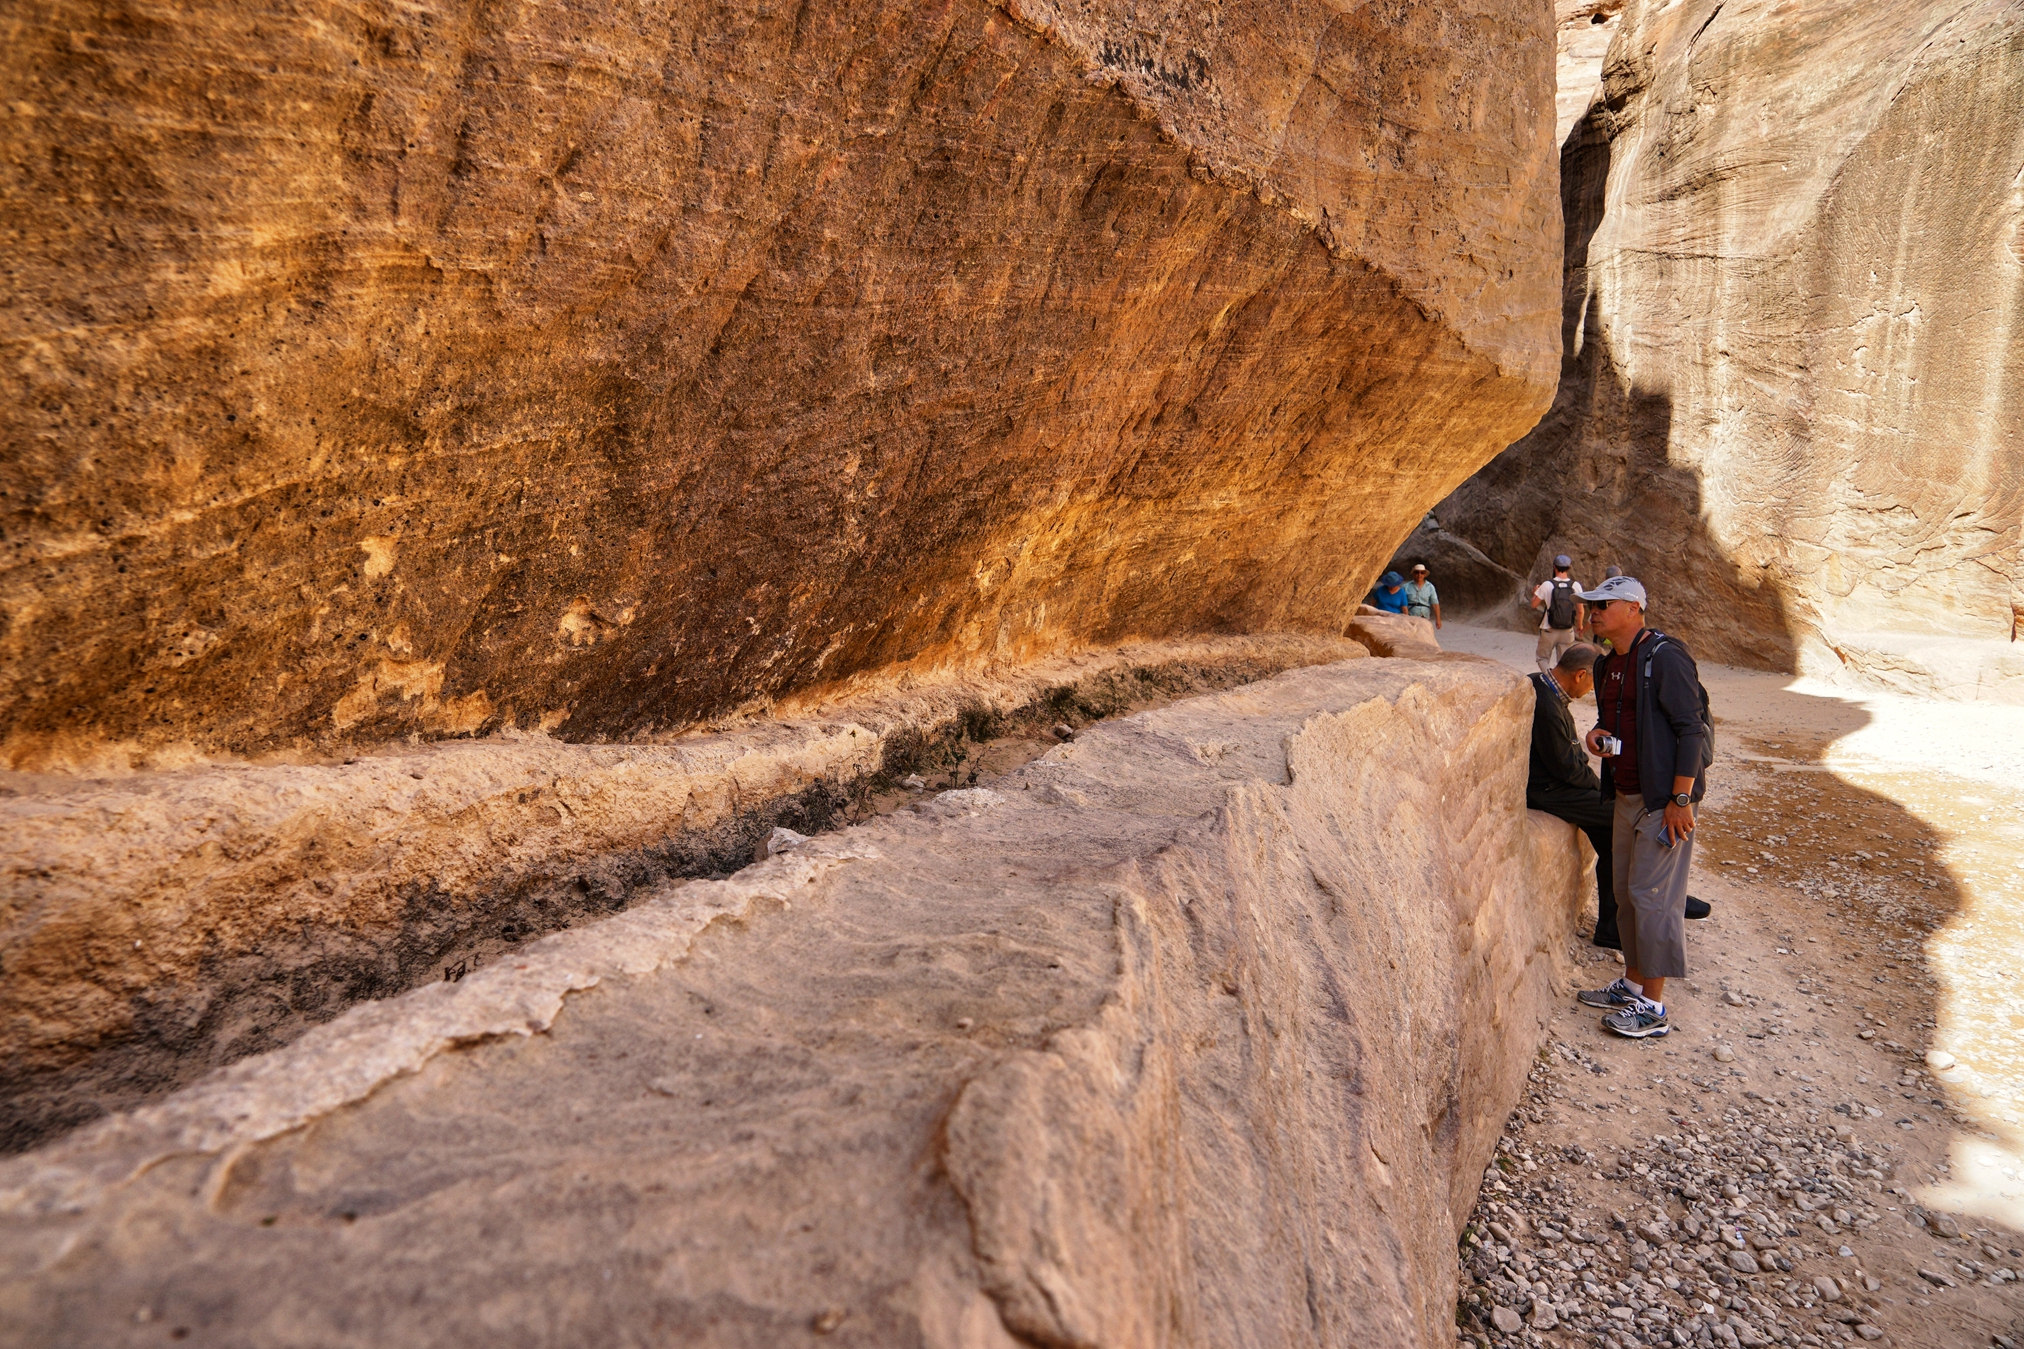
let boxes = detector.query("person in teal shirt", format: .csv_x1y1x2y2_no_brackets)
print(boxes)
1402,564,1441,628
1371,571,1410,613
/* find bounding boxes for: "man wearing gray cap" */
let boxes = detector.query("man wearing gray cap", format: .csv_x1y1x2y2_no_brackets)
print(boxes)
1574,575,1713,1039
1530,554,1586,674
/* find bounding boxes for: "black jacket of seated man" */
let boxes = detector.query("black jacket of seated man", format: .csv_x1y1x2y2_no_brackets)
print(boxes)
1526,668,1620,948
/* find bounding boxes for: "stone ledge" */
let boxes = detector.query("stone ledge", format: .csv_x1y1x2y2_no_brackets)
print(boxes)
0,654,1588,1347
0,633,1362,1150
1350,612,1444,659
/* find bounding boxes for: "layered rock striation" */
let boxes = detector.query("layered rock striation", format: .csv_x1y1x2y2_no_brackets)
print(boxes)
0,0,1560,768
1395,0,2024,698
0,655,1590,1348
0,633,1358,1149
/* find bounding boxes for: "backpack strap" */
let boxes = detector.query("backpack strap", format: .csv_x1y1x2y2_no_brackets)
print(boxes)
1640,629,1673,678
1640,630,1716,768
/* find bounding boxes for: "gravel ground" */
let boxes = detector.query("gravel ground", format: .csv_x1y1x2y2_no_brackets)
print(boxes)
1455,933,2024,1349
1441,626,2024,1349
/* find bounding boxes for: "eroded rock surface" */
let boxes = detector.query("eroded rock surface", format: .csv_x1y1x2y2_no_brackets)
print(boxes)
0,0,1559,769
0,657,1589,1347
0,633,1359,1150
1399,0,2024,698
1348,611,1443,660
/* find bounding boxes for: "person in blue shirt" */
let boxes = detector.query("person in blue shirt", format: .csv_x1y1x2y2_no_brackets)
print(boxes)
1371,571,1410,613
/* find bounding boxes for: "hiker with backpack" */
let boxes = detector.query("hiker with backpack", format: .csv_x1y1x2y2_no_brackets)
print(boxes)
1573,575,1714,1041
1531,554,1586,674
1526,638,1713,953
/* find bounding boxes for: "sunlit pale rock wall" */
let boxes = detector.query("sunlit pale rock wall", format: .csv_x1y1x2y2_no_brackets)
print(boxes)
0,656,1591,1348
0,0,1560,768
1395,0,2024,699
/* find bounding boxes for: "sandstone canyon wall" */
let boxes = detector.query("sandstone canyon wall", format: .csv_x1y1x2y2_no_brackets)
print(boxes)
0,656,1592,1349
0,633,1360,1147
1391,0,2024,700
0,9,1595,1337
0,0,1561,770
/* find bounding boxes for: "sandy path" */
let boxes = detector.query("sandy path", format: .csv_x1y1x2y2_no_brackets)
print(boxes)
1440,624,2024,1349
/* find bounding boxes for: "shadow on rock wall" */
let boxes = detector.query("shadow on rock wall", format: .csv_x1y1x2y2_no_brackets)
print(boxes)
1388,104,1798,670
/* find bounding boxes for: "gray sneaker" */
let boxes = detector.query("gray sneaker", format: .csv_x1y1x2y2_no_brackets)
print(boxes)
1577,977,1640,1009
1602,1002,1671,1039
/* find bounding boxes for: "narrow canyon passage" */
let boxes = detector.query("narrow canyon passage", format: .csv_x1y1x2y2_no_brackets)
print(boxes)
2,0,2017,1343
1443,625,2024,1349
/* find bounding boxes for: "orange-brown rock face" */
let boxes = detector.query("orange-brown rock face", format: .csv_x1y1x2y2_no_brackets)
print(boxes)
0,0,1560,767
1400,0,2024,699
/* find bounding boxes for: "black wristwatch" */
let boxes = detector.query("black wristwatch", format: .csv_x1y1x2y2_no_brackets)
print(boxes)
1671,792,1693,808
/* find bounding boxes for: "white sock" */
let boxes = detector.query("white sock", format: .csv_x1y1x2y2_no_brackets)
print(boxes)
1644,999,1665,1014
1622,978,1643,995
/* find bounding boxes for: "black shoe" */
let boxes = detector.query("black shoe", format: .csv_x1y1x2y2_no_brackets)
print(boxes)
1686,896,1711,920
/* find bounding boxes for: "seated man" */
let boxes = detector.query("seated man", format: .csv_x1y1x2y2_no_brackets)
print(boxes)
1527,644,1618,945
1371,571,1410,613
1528,644,1708,949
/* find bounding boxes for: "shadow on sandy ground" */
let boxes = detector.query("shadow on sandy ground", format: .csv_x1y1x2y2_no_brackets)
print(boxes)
1447,621,2024,1347
1449,620,2024,1222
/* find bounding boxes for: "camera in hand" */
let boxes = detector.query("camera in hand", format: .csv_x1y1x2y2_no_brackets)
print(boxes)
1596,733,1623,756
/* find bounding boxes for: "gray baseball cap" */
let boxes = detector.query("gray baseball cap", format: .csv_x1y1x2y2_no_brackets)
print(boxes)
1553,554,1572,569
1576,575,1647,606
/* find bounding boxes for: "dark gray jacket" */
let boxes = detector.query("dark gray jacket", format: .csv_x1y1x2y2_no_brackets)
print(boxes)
1527,673,1600,803
1600,629,1711,811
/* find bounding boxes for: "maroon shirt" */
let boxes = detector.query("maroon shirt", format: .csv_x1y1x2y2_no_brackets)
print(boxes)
1596,632,1649,797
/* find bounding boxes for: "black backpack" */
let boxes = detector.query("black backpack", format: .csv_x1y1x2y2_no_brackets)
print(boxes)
1547,578,1577,629
1640,631,1715,770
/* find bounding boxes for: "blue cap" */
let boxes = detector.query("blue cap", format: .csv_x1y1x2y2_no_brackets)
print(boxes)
1380,571,1404,586
1554,554,1572,569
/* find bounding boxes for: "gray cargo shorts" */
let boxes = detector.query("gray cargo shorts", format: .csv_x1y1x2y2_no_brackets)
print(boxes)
1536,626,1579,673
1611,793,1693,978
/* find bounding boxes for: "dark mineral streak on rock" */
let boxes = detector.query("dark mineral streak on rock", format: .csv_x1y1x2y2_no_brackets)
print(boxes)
0,0,1561,768
0,657,1593,1349
0,636,1357,1152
